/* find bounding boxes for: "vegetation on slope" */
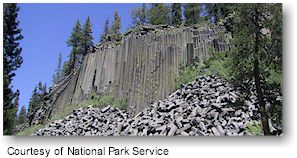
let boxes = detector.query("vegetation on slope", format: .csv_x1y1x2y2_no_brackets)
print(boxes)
16,94,127,136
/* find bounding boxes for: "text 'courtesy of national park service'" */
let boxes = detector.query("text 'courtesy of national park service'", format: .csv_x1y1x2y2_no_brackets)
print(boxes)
7,147,169,157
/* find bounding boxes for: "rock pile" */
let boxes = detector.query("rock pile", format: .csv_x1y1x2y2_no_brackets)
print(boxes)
34,75,260,136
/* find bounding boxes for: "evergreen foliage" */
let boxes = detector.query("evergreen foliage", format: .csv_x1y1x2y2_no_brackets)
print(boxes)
61,60,71,77
100,18,110,43
17,105,27,126
229,3,282,135
205,4,233,23
184,3,202,26
149,4,170,25
13,90,20,111
110,11,122,42
3,3,23,135
52,52,62,85
170,3,183,26
205,4,235,33
27,82,48,126
67,20,83,71
131,3,147,27
82,16,94,55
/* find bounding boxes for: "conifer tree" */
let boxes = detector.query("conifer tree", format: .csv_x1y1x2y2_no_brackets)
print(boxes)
205,4,231,23
3,3,23,135
27,82,48,126
67,20,83,71
171,3,182,26
27,87,38,126
82,16,93,55
100,18,110,43
17,105,27,125
131,3,147,27
110,11,122,42
140,3,147,25
230,4,282,135
205,3,234,32
61,60,71,77
184,3,201,26
149,4,170,25
13,90,20,111
52,52,62,85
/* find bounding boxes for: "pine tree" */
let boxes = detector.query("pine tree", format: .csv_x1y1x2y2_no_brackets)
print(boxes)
12,90,20,132
149,4,170,25
52,52,62,85
61,60,71,77
131,3,147,27
27,87,38,126
67,20,83,71
110,10,121,42
205,4,234,33
184,3,202,26
230,4,282,135
205,4,232,23
100,18,110,43
17,105,27,125
27,82,48,126
82,16,93,55
3,3,23,135
13,90,20,110
171,3,182,26
140,4,147,25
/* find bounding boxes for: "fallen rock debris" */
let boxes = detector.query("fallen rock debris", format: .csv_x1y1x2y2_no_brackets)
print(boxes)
33,75,274,136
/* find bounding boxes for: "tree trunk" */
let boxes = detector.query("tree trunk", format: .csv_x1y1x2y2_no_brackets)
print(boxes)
253,6,271,135
70,51,76,72
254,59,271,135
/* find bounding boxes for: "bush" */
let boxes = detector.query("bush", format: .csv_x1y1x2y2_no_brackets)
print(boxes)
245,121,264,136
204,51,232,81
174,50,233,90
92,94,128,110
174,60,204,90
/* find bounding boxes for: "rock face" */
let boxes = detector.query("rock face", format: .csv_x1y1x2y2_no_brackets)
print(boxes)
34,75,261,136
28,69,80,126
30,25,230,126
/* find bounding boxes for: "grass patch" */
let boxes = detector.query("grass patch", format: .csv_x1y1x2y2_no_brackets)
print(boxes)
49,94,127,123
91,94,128,110
16,124,43,136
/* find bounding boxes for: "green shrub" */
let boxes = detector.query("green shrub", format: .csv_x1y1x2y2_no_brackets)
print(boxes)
204,50,232,81
174,60,203,90
92,94,127,110
174,50,233,90
245,121,264,136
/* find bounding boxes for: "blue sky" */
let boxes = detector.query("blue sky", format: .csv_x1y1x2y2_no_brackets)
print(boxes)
13,3,142,111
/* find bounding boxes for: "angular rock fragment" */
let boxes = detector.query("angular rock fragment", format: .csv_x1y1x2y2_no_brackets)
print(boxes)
33,75,265,136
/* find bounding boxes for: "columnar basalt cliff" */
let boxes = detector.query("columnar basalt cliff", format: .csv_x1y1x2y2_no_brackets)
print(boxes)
30,25,230,125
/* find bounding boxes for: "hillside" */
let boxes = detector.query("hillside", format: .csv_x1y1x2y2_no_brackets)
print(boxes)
24,75,282,136
33,75,279,136
27,25,230,127
5,3,282,137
